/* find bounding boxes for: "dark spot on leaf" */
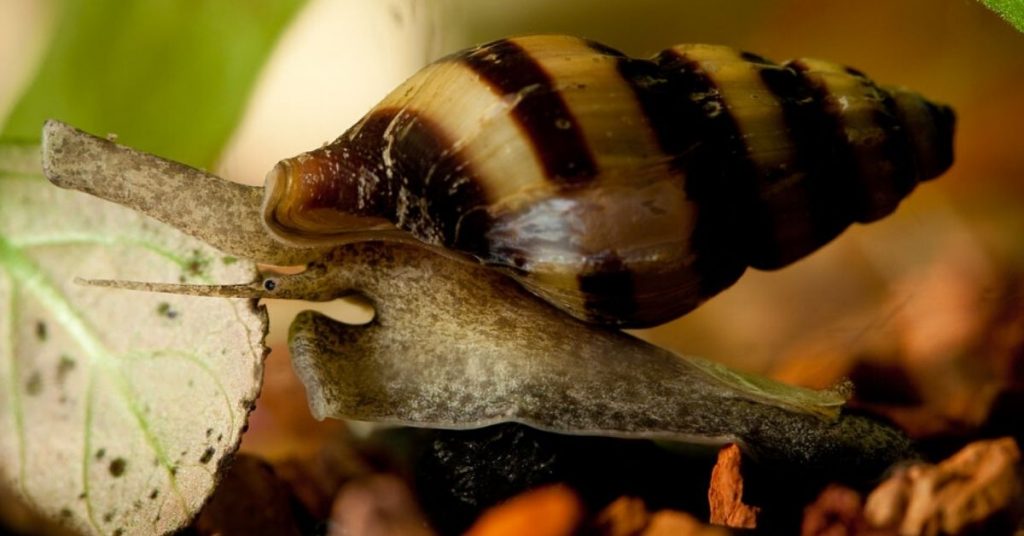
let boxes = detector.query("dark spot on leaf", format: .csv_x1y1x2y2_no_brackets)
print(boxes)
25,371,42,396
188,379,194,388
388,3,404,25
109,458,126,477
103,511,114,523
78,492,86,500
184,251,209,278
156,302,178,319
222,256,238,265
60,508,72,518
114,529,124,536
170,466,178,476
199,447,215,464
205,428,213,438
95,448,105,460
216,433,223,442
180,449,188,457
56,355,76,383
133,500,142,511
35,320,47,341
149,489,159,500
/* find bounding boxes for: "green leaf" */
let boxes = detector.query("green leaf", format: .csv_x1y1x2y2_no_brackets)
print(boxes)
1,0,306,169
980,0,1024,32
0,144,267,535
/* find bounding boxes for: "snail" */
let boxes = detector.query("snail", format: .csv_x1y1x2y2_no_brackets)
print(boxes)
261,35,955,328
54,34,958,329
33,35,944,490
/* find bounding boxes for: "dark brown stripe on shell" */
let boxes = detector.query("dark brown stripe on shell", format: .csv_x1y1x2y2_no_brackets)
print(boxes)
756,61,863,257
844,65,868,78
587,42,690,167
577,251,636,323
651,48,761,290
793,65,918,220
786,59,883,224
919,101,955,180
336,108,492,256
873,87,919,197
739,50,773,65
584,39,627,58
460,39,598,185
583,42,747,301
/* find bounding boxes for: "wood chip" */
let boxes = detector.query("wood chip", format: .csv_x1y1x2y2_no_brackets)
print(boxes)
864,437,1023,535
594,497,649,536
463,485,582,536
802,484,897,536
328,475,434,536
708,444,760,528
643,510,732,536
191,455,305,536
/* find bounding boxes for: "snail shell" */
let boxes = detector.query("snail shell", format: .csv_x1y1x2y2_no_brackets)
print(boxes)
262,35,955,328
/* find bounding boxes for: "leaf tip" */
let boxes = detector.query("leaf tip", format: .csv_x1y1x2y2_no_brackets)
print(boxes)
980,0,1024,32
40,119,74,187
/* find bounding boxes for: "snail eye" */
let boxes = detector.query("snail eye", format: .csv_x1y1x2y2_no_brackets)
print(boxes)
263,279,278,292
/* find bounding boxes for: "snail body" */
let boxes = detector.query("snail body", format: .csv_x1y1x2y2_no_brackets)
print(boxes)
262,35,955,327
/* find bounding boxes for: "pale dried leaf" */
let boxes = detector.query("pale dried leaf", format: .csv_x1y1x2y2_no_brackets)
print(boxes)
0,145,267,535
328,475,435,536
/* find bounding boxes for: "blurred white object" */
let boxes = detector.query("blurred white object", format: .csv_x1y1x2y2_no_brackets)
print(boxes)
217,0,448,185
0,0,56,127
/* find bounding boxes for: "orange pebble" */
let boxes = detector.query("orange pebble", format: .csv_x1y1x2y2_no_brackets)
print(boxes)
464,484,583,536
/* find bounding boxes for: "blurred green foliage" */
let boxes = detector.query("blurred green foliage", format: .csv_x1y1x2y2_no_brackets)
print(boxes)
981,0,1024,32
2,0,306,169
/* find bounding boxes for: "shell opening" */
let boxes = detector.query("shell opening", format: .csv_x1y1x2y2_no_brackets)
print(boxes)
260,156,399,248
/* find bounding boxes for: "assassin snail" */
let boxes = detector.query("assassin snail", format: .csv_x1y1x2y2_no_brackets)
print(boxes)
261,35,955,328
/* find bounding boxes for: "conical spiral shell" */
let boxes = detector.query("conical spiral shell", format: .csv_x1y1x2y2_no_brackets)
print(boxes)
262,35,955,328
